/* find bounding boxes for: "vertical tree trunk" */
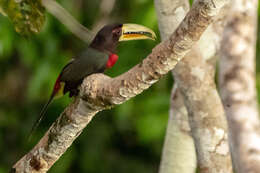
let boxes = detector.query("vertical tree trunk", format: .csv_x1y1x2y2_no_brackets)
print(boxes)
219,0,260,172
156,0,232,172
174,46,232,173
154,1,197,173
160,85,197,173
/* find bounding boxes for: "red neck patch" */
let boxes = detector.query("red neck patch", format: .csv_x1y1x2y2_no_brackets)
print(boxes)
106,54,119,69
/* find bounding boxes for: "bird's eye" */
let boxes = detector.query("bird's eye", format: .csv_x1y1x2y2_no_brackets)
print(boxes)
112,28,121,36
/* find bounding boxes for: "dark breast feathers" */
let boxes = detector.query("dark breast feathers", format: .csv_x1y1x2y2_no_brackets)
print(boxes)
59,47,109,96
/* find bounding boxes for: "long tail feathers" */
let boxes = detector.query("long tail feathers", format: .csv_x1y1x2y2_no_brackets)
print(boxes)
28,94,55,142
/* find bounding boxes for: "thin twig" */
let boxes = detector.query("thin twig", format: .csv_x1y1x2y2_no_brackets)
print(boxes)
41,0,94,43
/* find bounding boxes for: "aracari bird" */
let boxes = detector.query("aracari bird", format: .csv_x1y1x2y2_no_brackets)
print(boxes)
29,23,156,138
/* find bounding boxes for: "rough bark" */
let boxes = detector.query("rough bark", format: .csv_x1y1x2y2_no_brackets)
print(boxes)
156,0,232,172
219,0,260,172
160,85,197,173
154,1,197,173
12,0,229,172
174,10,233,173
174,45,232,173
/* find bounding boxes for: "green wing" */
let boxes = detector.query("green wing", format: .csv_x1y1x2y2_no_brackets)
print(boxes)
60,47,108,94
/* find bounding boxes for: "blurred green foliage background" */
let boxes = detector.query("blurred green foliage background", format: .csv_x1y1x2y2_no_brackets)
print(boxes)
0,0,259,172
0,0,171,172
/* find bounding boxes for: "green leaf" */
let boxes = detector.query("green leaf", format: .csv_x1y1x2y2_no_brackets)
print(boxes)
0,0,45,35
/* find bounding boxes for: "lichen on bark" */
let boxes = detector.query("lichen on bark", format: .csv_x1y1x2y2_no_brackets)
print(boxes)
0,0,45,35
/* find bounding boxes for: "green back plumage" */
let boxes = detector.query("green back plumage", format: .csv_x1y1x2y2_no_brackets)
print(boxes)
60,47,109,95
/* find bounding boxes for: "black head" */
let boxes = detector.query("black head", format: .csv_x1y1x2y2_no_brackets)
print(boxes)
90,23,157,53
90,23,123,53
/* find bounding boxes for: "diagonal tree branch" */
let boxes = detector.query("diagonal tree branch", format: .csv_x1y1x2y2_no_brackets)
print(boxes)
12,0,229,172
219,0,260,172
41,0,94,43
91,0,116,32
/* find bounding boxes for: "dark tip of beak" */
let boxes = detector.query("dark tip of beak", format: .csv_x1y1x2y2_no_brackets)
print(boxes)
125,31,154,38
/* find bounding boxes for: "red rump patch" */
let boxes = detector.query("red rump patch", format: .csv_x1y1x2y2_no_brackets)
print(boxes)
106,54,119,68
53,74,62,94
